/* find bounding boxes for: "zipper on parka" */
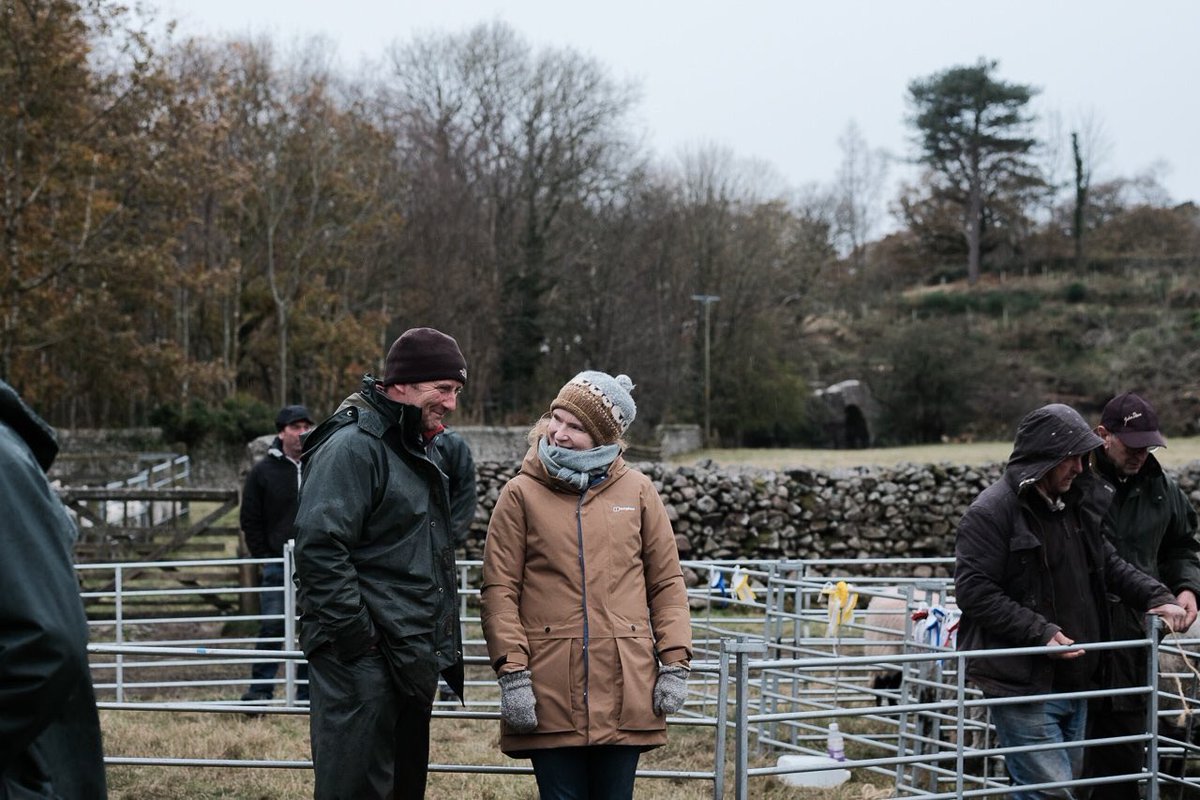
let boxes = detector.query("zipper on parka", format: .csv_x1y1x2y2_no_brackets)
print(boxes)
575,490,590,708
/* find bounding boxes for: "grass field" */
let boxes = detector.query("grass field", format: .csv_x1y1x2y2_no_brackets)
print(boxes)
672,437,1200,471
101,708,896,799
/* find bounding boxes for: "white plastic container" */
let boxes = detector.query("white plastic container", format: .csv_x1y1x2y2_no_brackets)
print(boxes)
776,754,852,788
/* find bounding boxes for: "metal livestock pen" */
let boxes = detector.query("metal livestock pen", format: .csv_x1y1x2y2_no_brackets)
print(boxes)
83,553,1200,798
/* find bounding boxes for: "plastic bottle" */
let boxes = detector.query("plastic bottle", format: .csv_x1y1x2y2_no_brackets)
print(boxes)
826,722,846,761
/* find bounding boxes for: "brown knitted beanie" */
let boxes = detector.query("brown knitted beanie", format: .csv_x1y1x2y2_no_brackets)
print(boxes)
550,371,636,445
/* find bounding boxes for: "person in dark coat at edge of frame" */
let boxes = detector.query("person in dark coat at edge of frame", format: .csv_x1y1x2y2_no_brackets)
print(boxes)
481,370,692,800
0,379,107,799
239,404,315,706
954,403,1187,800
293,326,477,800
1082,392,1200,800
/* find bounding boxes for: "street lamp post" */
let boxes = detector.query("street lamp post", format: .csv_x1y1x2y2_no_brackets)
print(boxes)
691,294,720,448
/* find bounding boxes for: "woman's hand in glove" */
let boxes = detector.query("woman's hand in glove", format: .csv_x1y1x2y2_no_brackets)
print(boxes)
653,664,689,716
498,670,538,733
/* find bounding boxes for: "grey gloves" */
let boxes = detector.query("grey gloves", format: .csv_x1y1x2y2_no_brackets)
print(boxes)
499,664,685,730
498,669,538,733
653,664,689,716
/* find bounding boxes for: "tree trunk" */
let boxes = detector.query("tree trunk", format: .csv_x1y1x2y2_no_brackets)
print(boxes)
1072,132,1086,271
967,180,983,286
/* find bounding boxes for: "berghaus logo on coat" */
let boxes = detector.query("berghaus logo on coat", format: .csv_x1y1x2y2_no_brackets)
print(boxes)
612,505,636,512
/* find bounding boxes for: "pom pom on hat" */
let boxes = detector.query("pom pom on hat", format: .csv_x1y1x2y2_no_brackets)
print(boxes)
551,371,637,445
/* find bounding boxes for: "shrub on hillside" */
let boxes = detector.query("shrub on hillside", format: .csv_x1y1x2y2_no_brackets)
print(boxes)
913,289,1040,318
865,319,1017,444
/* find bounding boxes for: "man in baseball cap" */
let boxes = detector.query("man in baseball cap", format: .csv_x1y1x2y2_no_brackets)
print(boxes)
1083,392,1200,798
1099,391,1168,451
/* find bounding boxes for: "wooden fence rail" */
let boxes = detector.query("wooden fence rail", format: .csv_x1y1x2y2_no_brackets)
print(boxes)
58,486,244,617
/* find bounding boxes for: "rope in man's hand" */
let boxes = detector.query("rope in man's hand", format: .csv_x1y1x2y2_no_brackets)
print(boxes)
1161,620,1200,727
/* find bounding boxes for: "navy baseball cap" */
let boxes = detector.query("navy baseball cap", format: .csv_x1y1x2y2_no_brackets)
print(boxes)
1101,392,1167,449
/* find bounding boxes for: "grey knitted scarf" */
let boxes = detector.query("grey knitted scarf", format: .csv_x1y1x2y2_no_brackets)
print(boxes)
537,436,620,491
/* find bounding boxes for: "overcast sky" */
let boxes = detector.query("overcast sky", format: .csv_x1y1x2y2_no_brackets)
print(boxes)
156,0,1199,210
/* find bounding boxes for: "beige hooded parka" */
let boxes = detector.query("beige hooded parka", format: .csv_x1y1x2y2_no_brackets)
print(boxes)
481,447,692,756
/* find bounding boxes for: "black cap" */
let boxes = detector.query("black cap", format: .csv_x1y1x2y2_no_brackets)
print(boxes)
1101,392,1167,449
275,405,314,430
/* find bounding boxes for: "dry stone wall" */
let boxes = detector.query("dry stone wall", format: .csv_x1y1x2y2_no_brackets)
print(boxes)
464,459,1200,579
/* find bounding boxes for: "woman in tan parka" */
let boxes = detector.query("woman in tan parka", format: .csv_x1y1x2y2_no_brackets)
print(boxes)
481,371,693,799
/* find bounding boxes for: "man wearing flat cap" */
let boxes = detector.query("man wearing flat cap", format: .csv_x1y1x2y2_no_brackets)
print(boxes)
240,404,314,705
294,327,476,799
955,403,1186,797
1083,392,1200,799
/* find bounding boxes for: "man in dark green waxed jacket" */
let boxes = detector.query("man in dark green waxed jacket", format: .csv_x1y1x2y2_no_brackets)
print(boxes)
0,380,106,799
294,327,476,800
1083,392,1200,800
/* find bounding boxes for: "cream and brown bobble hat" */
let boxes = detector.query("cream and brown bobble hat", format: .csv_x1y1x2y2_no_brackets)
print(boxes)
550,371,637,446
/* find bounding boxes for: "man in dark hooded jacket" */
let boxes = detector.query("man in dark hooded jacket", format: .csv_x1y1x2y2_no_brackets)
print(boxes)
294,327,476,800
0,380,106,799
955,403,1186,799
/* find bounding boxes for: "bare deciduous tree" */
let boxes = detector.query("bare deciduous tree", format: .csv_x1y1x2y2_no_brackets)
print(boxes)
834,120,889,271
380,21,639,419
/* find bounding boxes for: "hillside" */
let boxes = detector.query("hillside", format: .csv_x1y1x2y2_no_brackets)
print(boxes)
804,259,1200,444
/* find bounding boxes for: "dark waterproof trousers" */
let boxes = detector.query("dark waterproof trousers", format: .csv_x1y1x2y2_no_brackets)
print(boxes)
307,638,439,799
1083,701,1145,800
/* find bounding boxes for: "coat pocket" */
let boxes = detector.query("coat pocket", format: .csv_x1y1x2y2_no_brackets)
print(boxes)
615,633,666,732
526,635,578,733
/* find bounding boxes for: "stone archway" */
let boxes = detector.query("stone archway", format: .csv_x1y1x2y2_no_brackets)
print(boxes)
813,380,879,449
